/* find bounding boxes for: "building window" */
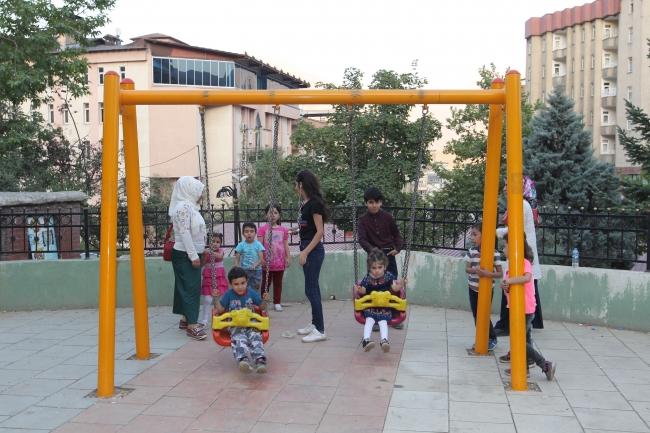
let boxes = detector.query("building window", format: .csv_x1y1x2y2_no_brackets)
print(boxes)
592,25,596,40
628,57,633,72
604,82,611,96
591,55,595,69
83,103,89,123
528,41,531,54
98,67,104,85
99,102,103,123
591,83,594,97
542,66,545,78
63,106,69,124
554,36,560,50
83,73,88,84
151,57,246,88
627,119,633,130
581,57,585,70
629,27,633,43
542,37,545,52
603,111,610,124
120,66,126,80
590,111,594,125
554,63,560,76
571,86,575,99
580,85,584,98
572,59,575,72
627,86,632,101
604,54,611,67
48,104,54,123
630,0,634,13
604,25,612,39
582,28,585,42
602,139,610,154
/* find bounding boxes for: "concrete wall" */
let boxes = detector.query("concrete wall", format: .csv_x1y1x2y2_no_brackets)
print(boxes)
1,252,649,331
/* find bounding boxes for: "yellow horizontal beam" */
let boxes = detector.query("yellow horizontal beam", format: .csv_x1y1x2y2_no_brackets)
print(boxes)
120,89,506,106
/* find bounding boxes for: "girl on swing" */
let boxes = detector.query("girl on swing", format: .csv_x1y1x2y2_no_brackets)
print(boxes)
354,249,408,352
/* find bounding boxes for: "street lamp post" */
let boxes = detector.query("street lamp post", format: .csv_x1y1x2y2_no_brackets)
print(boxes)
217,174,248,247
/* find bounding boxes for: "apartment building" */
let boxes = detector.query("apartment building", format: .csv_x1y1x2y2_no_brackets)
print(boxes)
38,33,309,196
525,0,647,175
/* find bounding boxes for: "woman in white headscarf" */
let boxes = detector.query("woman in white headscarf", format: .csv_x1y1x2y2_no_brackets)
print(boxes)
169,176,208,341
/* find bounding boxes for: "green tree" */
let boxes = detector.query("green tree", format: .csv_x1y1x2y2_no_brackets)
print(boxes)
239,149,297,208
434,64,540,208
279,67,442,206
0,0,114,193
618,101,650,208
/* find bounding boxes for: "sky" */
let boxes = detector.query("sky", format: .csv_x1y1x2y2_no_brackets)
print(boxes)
99,0,590,161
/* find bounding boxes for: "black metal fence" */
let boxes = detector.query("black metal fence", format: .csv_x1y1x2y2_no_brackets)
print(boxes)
1,204,648,270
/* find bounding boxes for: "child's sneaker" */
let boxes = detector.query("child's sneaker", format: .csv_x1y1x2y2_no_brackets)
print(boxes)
504,368,530,378
239,357,253,374
498,352,536,367
380,339,390,353
362,338,375,352
255,357,267,374
274,304,283,311
543,361,557,381
297,323,315,335
372,324,379,332
488,338,498,350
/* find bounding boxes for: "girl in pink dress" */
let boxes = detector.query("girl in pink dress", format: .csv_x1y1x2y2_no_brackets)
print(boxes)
200,233,228,325
257,204,290,311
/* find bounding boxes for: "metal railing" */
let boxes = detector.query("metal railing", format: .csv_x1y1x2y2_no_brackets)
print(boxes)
1,205,648,269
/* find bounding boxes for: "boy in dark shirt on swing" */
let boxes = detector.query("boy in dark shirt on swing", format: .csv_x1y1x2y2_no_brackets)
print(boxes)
358,187,405,330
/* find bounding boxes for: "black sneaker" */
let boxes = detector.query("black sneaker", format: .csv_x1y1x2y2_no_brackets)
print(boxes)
498,352,535,367
239,357,253,374
543,361,557,381
380,339,390,353
255,357,267,374
372,324,379,332
362,338,375,352
494,328,509,337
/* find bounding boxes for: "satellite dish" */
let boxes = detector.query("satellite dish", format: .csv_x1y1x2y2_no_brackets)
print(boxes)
115,28,122,37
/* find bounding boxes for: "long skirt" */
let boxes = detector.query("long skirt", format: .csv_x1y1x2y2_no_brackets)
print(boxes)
172,248,202,325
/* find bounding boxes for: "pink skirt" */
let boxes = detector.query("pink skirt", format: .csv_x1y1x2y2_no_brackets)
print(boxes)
201,266,228,296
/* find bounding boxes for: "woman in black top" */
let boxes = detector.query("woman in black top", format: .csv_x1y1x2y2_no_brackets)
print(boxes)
293,169,331,343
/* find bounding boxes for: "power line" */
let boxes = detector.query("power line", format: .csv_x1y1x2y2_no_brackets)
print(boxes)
139,147,196,169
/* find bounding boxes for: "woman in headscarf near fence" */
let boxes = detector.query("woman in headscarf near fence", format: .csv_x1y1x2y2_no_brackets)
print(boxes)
169,176,209,340
494,176,544,335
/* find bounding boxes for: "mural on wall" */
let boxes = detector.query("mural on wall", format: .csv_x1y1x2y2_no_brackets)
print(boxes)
27,216,58,260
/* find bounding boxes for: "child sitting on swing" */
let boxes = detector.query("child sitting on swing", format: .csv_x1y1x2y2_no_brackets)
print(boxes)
354,249,408,353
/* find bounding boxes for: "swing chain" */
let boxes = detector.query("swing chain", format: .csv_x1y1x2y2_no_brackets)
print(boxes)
348,105,359,284
264,105,281,308
402,105,428,279
199,106,218,304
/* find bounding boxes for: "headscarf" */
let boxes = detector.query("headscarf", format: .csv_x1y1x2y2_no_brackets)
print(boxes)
168,176,205,236
523,176,538,210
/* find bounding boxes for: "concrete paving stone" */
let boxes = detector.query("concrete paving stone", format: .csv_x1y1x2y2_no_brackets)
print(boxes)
384,407,449,432
289,369,345,387
0,333,37,344
151,356,208,372
406,322,448,333
628,400,650,423
35,388,99,409
143,395,215,418
68,372,135,390
58,335,101,346
556,360,607,375
507,394,574,417
573,335,628,346
190,405,265,431
335,378,394,398
0,428,50,433
397,361,448,377
119,414,196,433
400,349,447,363
34,364,97,380
113,359,158,375
62,352,100,366
0,369,36,387
0,405,83,430
229,373,290,392
449,421,517,433
273,385,338,404
617,383,650,402
404,339,448,352
6,338,61,352
448,345,477,358
259,400,328,424
326,395,390,417
2,378,75,397
4,355,68,371
534,338,582,350
0,394,44,416
316,414,385,432
556,373,618,391
249,422,318,433
404,330,449,341
37,344,92,359
53,422,119,432
393,374,448,393
389,390,448,410
449,369,504,387
513,413,584,433
450,400,512,424
606,368,650,385
536,348,594,362
570,387,634,412
448,356,499,372
69,402,149,425
594,356,650,370
533,330,577,340
584,344,639,358
449,384,508,404
574,407,650,432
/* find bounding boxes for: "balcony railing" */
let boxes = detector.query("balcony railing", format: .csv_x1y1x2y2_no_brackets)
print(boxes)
602,87,617,97
602,65,618,79
603,28,619,40
603,37,618,50
601,123,617,136
553,48,567,60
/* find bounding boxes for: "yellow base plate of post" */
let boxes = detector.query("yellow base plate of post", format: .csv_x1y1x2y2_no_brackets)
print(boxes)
212,309,270,332
354,291,407,311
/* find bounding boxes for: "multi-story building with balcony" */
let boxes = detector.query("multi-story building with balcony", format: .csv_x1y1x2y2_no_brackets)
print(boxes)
524,0,647,175
37,33,309,196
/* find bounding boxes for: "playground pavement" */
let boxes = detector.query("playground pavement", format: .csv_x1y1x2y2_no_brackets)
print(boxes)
0,302,650,432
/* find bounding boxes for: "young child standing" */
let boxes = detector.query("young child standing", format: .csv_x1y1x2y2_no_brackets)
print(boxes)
218,267,270,374
234,222,265,294
464,222,503,350
499,233,557,380
257,204,291,312
200,233,228,325
354,249,408,353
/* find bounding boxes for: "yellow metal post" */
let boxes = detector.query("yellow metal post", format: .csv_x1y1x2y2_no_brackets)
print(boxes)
97,71,121,397
504,70,527,391
474,78,505,355
121,79,151,360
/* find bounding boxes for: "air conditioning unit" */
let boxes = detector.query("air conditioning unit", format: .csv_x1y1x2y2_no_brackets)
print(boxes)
239,123,247,131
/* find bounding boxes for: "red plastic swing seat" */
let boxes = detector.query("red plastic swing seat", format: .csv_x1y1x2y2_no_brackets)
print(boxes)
353,282,407,326
211,306,270,347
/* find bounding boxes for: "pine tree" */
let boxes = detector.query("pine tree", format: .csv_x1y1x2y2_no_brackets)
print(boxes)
523,85,620,209
618,99,650,208
524,85,633,268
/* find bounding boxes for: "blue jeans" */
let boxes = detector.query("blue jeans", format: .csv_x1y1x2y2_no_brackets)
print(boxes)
300,240,325,333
